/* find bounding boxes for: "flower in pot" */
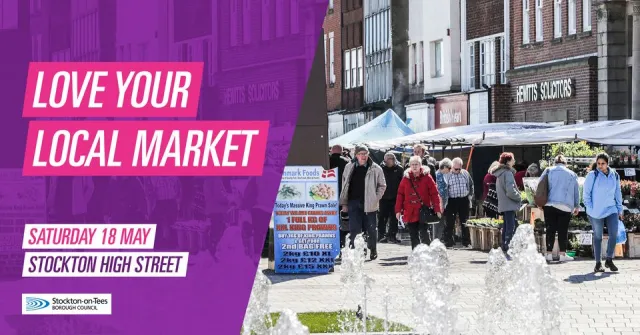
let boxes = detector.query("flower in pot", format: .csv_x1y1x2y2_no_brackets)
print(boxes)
567,238,580,258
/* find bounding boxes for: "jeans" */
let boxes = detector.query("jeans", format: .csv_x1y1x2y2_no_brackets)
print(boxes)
445,197,470,246
590,213,619,261
348,199,378,252
501,211,518,252
543,206,571,252
377,199,398,239
407,221,430,249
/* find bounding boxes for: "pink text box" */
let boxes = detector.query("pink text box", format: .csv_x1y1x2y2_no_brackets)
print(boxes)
23,121,269,176
23,62,203,118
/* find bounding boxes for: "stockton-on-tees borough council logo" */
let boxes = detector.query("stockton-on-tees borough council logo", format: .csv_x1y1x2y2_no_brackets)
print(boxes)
25,297,51,311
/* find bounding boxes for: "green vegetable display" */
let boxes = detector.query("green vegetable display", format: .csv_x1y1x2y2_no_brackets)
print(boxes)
549,141,600,158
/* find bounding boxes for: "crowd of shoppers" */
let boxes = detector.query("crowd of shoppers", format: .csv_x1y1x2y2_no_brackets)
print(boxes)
332,145,625,273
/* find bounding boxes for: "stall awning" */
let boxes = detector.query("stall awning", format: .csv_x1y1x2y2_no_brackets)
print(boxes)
364,122,554,150
329,109,415,148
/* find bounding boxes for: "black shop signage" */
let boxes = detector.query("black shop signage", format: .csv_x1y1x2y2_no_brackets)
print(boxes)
515,78,574,103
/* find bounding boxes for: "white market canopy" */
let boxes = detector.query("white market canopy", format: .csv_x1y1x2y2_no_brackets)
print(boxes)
363,120,640,150
363,122,554,150
329,109,415,147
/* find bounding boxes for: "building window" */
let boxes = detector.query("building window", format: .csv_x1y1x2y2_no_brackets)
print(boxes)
344,47,363,89
262,0,271,41
535,0,543,42
51,49,71,62
230,0,239,46
344,50,351,89
243,0,252,44
276,0,285,37
31,34,42,61
351,48,358,87
523,0,530,44
1,0,18,30
410,43,416,84
291,0,299,34
432,40,443,78
500,36,506,84
328,0,333,10
418,42,424,83
568,0,576,35
480,39,496,86
323,34,327,76
469,42,475,89
30,0,41,14
582,0,591,32
554,0,562,38
329,32,335,84
357,47,363,87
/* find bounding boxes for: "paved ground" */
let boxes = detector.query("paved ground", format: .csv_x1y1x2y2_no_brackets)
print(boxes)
259,242,640,335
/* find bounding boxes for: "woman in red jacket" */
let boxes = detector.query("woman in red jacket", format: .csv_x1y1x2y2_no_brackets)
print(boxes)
395,156,443,249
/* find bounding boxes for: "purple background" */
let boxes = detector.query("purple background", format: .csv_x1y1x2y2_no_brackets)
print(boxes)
0,0,327,334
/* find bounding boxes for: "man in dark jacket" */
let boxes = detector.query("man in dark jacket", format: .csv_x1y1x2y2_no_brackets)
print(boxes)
330,144,351,253
378,152,403,243
405,144,437,182
330,145,350,195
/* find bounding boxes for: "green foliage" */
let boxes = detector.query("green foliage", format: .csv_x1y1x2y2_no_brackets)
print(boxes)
549,141,599,158
261,311,411,333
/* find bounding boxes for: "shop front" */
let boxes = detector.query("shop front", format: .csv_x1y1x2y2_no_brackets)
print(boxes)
434,94,469,129
507,56,598,124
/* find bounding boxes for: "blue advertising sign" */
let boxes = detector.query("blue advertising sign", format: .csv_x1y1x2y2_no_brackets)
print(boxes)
273,166,340,274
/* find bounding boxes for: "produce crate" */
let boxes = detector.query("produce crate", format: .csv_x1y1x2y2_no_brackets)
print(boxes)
173,220,211,253
480,228,493,251
468,226,478,249
628,233,640,258
490,229,501,249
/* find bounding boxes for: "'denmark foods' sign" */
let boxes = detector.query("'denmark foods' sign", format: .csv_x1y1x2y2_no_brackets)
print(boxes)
515,78,574,103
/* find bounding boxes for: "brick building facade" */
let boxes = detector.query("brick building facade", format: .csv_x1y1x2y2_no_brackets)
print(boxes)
461,0,509,125
323,0,341,112
506,0,598,124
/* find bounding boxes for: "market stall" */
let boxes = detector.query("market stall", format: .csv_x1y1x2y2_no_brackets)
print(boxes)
363,120,640,258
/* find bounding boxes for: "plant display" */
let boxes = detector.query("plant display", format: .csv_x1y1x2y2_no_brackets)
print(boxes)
569,237,581,251
620,180,639,198
466,218,503,228
549,141,599,158
569,217,589,230
522,177,538,205
623,214,640,232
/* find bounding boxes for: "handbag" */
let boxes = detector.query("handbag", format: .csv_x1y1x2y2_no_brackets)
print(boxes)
409,177,439,224
534,171,549,208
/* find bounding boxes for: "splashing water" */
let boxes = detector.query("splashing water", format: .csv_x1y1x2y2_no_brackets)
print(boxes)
408,240,459,335
338,233,375,334
478,248,510,334
480,224,562,335
271,310,310,335
382,285,391,334
242,271,273,335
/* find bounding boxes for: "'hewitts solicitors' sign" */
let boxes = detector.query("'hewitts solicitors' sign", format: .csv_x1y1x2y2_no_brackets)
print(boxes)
221,81,281,106
516,78,574,103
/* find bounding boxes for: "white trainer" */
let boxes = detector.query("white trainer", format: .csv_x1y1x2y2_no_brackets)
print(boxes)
545,254,553,262
558,254,574,262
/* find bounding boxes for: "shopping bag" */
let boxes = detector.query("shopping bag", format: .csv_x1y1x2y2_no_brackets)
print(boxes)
398,215,406,230
616,220,627,245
